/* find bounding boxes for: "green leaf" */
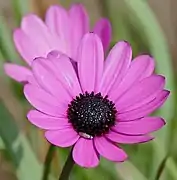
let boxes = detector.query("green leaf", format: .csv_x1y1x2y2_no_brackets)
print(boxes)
12,0,29,25
0,101,43,180
116,161,147,180
0,137,5,149
0,16,21,64
154,155,168,180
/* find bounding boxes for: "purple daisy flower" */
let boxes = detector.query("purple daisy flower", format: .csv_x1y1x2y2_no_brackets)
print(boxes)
4,4,111,83
24,33,169,168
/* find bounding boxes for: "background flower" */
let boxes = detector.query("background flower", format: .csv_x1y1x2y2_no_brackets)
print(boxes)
4,3,111,83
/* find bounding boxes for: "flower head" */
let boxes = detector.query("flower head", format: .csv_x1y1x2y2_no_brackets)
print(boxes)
4,4,111,83
25,33,169,168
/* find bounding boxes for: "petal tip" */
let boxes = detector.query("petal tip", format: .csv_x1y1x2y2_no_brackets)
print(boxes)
164,90,170,96
140,136,154,144
160,118,166,127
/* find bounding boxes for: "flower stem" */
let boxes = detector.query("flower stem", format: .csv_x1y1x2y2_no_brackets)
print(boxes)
42,145,55,180
58,150,75,180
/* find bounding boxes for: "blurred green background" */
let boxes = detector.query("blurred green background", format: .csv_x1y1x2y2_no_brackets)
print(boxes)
0,0,177,180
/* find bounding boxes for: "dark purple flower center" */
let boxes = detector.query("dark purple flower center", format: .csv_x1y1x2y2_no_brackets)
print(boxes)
67,92,117,138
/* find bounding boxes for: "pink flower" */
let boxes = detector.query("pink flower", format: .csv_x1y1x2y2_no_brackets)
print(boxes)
4,4,111,83
25,33,169,168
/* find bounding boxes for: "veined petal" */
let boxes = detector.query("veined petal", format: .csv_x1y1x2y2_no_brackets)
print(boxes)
45,128,79,147
113,117,165,135
115,75,165,112
45,5,70,56
100,41,132,96
13,29,44,65
106,131,153,144
118,90,170,121
32,57,71,103
45,5,69,40
77,33,104,92
109,55,155,100
27,110,69,130
49,54,82,97
24,84,67,117
21,14,66,56
73,138,99,168
94,137,127,162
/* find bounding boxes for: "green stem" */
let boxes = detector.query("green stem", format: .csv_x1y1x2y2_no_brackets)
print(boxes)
154,155,168,180
42,145,55,180
58,150,75,180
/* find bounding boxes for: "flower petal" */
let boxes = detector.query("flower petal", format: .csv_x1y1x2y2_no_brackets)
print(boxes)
115,75,165,112
47,50,61,59
27,110,69,130
27,75,39,86
45,5,69,40
77,33,104,92
113,117,165,135
49,54,82,97
106,131,153,144
32,57,71,103
21,14,66,56
73,138,99,168
13,29,43,65
4,63,31,82
109,55,155,100
45,127,79,147
118,90,170,121
100,41,132,95
93,18,112,52
94,137,127,162
69,4,89,59
24,84,66,117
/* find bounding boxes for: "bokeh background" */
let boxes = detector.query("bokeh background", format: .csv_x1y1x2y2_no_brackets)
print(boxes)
0,0,176,180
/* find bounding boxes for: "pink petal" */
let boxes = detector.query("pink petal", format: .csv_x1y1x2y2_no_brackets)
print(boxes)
69,4,89,59
100,41,132,96
132,55,155,78
4,63,31,82
24,84,66,117
73,138,99,168
115,75,165,112
32,57,71,103
45,127,79,147
47,50,61,59
113,117,165,135
21,14,66,56
47,50,77,71
49,54,82,97
93,18,112,52
45,5,69,39
106,131,153,144
109,55,155,100
27,110,69,130
45,5,70,56
94,137,127,162
77,33,104,92
13,29,43,65
27,75,39,86
118,90,170,121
